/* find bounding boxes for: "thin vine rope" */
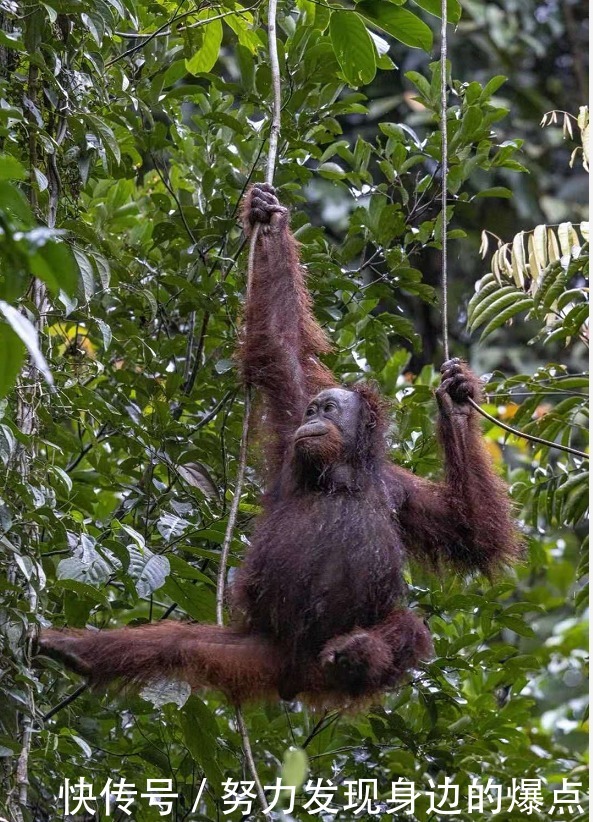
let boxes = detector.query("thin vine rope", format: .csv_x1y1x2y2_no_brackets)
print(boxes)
215,388,252,627
466,398,587,459
216,0,282,626
438,4,587,461
440,0,449,362
215,0,282,815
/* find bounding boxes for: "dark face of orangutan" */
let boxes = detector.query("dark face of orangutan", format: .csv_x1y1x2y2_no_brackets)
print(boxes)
293,388,361,465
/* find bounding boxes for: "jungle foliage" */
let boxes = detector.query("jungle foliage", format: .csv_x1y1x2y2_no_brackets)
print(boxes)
0,0,588,819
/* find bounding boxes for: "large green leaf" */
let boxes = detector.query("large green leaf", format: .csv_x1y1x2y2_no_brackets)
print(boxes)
329,11,376,86
182,696,223,783
186,14,223,74
127,546,171,597
357,2,433,50
0,301,53,388
0,180,34,225
411,0,462,24
28,232,79,297
0,154,26,181
0,322,25,398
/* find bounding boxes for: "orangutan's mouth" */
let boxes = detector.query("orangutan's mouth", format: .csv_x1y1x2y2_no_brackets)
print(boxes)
295,423,327,441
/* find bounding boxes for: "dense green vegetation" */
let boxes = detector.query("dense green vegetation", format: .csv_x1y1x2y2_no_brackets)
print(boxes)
0,0,588,819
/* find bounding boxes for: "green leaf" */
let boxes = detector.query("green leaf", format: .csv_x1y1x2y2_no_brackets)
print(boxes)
0,29,24,51
57,551,113,586
127,546,170,597
410,0,462,24
72,247,95,300
479,297,532,340
50,465,73,494
186,15,223,75
225,12,261,52
405,70,433,104
53,578,109,605
0,180,34,226
468,285,522,331
182,696,223,783
329,11,376,86
474,186,512,199
93,254,111,290
162,59,188,87
466,274,497,326
456,105,483,144
0,322,25,398
532,261,561,308
33,168,48,191
35,238,79,296
116,521,145,549
357,2,433,51
160,577,215,621
0,155,27,181
177,461,219,500
318,161,346,179
0,301,53,388
382,314,420,351
96,318,112,350
480,74,508,100
281,747,309,790
85,114,121,165
497,615,535,638
81,11,104,45
364,317,390,370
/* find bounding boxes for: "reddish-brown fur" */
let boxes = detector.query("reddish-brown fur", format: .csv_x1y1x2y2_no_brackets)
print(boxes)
40,184,521,708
